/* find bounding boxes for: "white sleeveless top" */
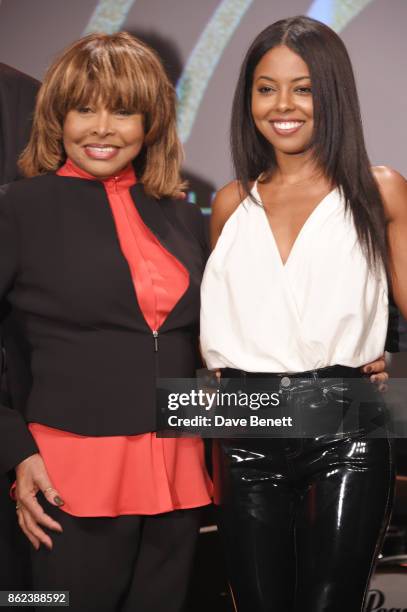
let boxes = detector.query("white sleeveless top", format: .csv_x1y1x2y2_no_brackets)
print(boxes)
200,183,388,373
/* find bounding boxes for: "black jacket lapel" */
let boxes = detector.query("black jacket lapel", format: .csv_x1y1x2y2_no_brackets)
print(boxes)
130,183,191,269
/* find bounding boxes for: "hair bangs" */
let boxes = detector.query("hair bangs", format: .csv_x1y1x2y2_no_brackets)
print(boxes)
55,50,157,118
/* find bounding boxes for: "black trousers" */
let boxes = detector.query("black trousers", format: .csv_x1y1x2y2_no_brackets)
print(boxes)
214,371,395,612
0,472,31,590
30,502,201,612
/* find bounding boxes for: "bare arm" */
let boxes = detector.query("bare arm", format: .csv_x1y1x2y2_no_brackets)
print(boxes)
373,165,407,320
358,166,407,388
210,180,247,249
336,167,407,385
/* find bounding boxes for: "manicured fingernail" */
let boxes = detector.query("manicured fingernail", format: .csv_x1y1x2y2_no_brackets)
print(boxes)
54,496,64,506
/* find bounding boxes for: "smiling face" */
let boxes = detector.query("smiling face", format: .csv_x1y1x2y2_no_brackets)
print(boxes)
251,45,313,156
63,103,144,178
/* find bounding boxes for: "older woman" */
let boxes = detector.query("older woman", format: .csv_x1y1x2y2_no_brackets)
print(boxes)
0,32,211,612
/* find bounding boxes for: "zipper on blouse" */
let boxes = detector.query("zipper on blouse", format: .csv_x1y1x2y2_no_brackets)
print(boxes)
153,330,159,352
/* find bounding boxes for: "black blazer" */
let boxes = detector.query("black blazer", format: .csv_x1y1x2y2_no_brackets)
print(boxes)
0,63,40,396
0,174,208,473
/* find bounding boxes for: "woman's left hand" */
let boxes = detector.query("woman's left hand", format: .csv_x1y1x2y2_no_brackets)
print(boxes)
361,355,388,391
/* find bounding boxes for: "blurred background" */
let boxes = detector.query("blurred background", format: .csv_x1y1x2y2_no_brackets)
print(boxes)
0,1,406,609
0,0,406,208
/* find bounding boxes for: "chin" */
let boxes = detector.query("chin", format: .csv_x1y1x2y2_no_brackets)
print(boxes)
282,147,309,156
84,160,117,175
272,142,311,155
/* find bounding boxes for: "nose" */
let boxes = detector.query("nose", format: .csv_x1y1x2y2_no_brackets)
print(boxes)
275,87,295,113
90,109,115,137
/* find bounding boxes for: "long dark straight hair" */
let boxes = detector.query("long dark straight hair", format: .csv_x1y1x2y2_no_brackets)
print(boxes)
231,15,386,268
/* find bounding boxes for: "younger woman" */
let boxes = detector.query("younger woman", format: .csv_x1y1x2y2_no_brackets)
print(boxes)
201,16,406,612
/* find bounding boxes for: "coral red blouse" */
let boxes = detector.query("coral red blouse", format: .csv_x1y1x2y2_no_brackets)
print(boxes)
27,159,212,517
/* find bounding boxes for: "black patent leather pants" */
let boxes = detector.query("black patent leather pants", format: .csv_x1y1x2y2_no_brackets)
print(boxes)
214,369,395,612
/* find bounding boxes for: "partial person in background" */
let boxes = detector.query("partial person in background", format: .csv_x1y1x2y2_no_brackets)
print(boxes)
0,32,212,612
0,63,39,183
201,15,407,612
0,62,40,589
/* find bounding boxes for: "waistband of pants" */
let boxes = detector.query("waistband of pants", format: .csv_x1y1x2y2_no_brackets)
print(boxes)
220,365,364,381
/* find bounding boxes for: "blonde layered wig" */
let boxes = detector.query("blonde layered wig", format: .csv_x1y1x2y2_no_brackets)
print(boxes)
19,31,185,198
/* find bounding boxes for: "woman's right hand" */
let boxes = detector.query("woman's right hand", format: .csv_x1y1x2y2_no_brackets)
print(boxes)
15,453,64,550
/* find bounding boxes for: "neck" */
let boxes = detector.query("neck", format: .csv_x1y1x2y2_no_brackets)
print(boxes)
58,158,136,188
270,149,324,187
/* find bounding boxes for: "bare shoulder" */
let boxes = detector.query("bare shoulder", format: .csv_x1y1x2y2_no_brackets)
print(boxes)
211,180,249,222
372,165,406,191
372,165,407,221
210,180,249,248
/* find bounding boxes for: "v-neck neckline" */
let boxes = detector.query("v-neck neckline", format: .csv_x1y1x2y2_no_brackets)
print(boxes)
252,181,337,268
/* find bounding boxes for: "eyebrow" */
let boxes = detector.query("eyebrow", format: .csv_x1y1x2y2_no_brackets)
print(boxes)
256,75,310,83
